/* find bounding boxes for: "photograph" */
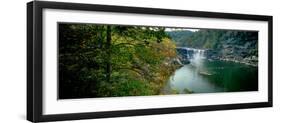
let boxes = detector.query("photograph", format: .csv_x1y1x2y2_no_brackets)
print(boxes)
58,23,259,99
26,1,273,122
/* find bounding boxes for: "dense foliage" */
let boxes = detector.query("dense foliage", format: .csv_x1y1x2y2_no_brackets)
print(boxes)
185,30,257,51
166,30,193,46
59,24,178,99
167,30,258,50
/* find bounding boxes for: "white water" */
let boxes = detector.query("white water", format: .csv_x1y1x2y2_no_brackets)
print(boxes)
190,49,205,68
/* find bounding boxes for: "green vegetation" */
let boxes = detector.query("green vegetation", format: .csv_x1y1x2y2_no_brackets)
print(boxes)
166,30,193,46
59,24,179,99
167,29,258,66
167,29,258,50
185,30,257,50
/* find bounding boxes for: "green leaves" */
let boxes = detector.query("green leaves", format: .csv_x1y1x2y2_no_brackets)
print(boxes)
59,23,178,98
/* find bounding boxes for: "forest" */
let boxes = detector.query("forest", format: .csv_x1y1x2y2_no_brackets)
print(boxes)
59,24,180,99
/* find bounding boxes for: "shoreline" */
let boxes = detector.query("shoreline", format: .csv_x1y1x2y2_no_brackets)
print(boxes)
211,58,258,67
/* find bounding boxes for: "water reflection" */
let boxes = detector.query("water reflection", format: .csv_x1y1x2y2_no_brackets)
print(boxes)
168,65,223,93
163,60,258,94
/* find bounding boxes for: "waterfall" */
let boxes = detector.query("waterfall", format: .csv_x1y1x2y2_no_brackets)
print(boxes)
175,47,212,78
175,47,205,65
193,49,205,61
191,49,205,67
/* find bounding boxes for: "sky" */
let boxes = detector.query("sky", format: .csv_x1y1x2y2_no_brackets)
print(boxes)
165,28,199,32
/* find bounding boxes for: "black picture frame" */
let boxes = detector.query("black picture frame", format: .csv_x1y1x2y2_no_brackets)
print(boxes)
27,1,273,122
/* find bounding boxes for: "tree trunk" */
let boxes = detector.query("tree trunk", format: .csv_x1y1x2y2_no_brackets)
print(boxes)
106,26,112,83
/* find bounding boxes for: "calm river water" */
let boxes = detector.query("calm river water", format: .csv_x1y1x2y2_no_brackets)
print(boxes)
163,60,258,94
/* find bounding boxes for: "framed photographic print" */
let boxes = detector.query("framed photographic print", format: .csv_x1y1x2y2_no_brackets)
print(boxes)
27,1,273,122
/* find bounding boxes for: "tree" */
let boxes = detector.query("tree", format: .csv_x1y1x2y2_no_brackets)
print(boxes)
59,24,179,98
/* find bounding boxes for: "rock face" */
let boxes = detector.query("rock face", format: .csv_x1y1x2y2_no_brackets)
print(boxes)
205,38,258,66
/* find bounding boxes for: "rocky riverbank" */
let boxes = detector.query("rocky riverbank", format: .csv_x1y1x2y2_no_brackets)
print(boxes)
205,39,258,67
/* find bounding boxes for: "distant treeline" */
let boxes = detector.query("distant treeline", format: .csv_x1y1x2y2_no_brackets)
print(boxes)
167,30,258,50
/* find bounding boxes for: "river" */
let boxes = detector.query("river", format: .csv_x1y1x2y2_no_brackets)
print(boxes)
162,49,258,94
